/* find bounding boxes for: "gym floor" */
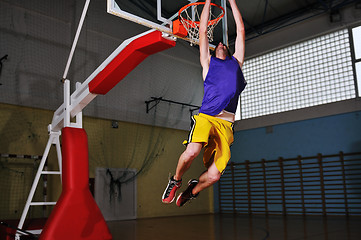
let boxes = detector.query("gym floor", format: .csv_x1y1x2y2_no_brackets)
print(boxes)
107,213,361,240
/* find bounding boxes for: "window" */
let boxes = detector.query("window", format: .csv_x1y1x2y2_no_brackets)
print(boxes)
352,26,361,97
236,28,357,120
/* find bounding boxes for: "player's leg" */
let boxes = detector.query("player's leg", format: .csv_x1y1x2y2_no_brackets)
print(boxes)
190,117,233,196
174,142,203,181
192,161,221,195
176,161,221,207
162,142,202,203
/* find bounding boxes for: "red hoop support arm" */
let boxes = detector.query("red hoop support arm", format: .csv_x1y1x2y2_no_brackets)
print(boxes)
49,30,176,132
88,30,176,95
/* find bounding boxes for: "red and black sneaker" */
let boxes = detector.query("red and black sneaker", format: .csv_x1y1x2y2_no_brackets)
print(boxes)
162,176,182,203
176,179,199,207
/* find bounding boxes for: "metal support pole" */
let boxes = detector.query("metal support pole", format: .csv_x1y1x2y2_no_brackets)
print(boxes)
62,0,91,81
221,0,228,46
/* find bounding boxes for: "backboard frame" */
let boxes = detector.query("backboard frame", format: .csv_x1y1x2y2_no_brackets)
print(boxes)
107,0,228,47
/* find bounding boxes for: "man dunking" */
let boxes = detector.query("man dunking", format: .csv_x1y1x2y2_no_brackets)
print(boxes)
162,0,247,207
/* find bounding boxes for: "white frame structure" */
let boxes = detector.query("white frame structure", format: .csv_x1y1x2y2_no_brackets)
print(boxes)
15,0,93,238
107,0,173,35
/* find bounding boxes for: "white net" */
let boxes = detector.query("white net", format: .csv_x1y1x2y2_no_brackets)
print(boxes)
179,2,224,46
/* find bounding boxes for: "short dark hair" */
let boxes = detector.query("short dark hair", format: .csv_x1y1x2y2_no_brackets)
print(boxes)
211,42,232,58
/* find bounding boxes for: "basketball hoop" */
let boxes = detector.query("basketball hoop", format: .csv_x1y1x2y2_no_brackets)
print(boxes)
176,2,225,46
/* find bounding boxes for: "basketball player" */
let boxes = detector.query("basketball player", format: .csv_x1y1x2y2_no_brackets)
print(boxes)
162,0,247,207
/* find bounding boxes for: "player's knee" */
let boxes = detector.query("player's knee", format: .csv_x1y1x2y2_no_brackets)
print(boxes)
184,144,201,160
183,148,199,161
208,172,221,184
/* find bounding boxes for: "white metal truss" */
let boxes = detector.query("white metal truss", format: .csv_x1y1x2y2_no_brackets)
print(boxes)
15,131,62,240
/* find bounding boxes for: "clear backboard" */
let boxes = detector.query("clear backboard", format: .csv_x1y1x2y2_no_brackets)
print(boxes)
107,0,228,47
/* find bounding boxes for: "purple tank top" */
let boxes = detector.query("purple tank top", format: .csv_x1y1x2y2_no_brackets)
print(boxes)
199,56,247,116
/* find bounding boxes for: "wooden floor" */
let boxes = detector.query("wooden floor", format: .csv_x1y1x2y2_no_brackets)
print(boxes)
107,214,361,240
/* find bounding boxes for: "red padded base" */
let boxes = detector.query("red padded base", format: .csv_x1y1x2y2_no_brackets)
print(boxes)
88,30,176,95
39,127,112,240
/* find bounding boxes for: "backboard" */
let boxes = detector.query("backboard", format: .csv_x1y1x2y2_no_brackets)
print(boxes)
107,0,228,47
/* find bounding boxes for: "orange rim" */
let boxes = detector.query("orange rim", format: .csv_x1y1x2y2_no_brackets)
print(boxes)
178,2,225,26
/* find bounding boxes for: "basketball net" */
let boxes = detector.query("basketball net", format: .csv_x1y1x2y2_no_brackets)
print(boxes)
178,2,225,46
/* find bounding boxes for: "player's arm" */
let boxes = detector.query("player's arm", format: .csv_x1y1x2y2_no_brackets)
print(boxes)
199,0,212,80
229,0,245,68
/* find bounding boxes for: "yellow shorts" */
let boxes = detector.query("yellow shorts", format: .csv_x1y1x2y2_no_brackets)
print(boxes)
183,113,234,174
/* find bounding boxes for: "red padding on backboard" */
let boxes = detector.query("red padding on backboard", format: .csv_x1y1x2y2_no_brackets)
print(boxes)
39,127,112,240
88,30,176,95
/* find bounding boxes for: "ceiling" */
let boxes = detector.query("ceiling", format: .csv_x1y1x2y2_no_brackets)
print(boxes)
116,0,360,45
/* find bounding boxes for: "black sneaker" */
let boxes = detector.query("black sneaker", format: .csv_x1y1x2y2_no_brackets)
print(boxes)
162,176,182,203
176,179,199,207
